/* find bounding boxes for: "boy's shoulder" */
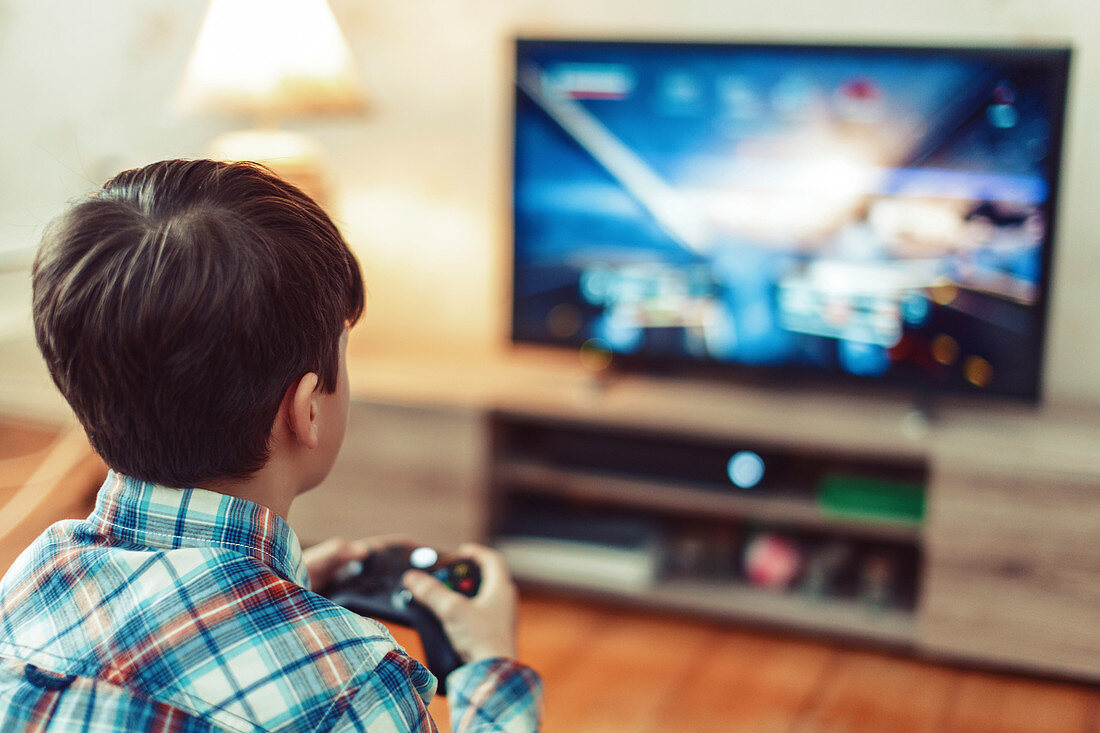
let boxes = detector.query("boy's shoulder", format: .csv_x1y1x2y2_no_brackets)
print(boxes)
0,520,433,732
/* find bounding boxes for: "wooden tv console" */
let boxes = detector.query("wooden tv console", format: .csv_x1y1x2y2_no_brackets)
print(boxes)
289,348,1100,682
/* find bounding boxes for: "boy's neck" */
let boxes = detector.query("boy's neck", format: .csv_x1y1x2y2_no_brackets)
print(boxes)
202,463,300,521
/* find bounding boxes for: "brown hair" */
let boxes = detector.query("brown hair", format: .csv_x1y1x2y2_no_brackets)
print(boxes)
33,159,364,487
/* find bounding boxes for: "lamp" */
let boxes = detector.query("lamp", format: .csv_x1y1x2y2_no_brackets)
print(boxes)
177,0,366,206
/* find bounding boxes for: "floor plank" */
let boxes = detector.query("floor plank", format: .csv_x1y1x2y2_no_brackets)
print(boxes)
514,593,612,681
0,418,59,458
537,604,717,732
941,670,1097,733
0,418,61,500
649,626,835,733
786,648,959,733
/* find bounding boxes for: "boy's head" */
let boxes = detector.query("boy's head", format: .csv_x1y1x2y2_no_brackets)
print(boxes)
33,159,364,489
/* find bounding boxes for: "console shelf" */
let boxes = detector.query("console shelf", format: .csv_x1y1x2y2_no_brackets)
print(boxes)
489,413,926,638
494,458,923,543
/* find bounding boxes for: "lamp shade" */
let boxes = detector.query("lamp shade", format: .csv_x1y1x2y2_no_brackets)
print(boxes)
178,0,366,119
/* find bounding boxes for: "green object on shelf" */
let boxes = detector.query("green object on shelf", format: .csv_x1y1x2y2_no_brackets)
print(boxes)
817,473,925,523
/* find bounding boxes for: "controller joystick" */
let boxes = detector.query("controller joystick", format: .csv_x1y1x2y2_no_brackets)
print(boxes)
322,545,481,694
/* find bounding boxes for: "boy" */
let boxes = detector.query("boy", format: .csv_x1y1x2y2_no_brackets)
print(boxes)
0,159,542,731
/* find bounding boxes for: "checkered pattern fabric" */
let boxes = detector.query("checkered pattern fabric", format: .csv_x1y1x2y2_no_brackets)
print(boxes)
0,472,542,731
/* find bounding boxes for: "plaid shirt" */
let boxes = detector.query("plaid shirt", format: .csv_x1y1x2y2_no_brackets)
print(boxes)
0,472,541,731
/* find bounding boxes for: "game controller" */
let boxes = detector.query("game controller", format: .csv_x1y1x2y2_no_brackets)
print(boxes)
322,544,481,694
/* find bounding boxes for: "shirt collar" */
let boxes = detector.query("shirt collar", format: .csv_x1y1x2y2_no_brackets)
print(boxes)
88,471,310,588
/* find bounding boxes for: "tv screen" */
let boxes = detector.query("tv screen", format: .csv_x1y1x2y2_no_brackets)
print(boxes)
511,39,1070,401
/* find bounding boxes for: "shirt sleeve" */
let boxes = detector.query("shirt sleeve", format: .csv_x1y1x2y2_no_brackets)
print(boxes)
445,658,543,733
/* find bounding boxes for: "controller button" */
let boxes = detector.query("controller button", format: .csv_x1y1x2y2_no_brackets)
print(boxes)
453,563,469,579
457,578,475,594
433,569,450,582
410,547,439,569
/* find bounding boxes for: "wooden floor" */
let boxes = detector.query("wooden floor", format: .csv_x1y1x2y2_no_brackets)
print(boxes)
389,592,1100,733
0,418,105,571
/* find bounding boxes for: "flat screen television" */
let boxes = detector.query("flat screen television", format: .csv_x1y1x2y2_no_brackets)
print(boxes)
511,39,1071,402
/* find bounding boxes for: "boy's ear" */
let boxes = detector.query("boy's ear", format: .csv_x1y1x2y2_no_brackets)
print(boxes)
283,372,321,450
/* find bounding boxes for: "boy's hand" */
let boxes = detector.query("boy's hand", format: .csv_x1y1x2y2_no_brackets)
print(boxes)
402,543,519,664
303,536,369,591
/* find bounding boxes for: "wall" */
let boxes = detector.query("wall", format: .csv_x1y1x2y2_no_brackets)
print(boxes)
1,0,1096,406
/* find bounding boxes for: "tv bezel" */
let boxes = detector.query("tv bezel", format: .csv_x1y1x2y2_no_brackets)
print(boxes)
509,37,1072,404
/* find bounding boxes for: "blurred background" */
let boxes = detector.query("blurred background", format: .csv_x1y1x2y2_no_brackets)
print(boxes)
1,2,1098,731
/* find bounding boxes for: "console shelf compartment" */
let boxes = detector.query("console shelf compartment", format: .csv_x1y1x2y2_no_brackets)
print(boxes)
494,458,923,544
513,574,916,647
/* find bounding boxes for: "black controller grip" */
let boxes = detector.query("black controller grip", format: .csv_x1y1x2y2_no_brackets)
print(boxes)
408,604,465,694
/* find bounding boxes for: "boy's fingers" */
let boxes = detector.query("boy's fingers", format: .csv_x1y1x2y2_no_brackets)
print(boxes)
402,570,464,620
336,540,369,563
312,536,346,555
321,538,368,563
305,537,351,567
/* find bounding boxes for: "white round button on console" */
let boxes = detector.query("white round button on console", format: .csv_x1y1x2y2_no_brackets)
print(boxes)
409,547,438,569
728,450,765,489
